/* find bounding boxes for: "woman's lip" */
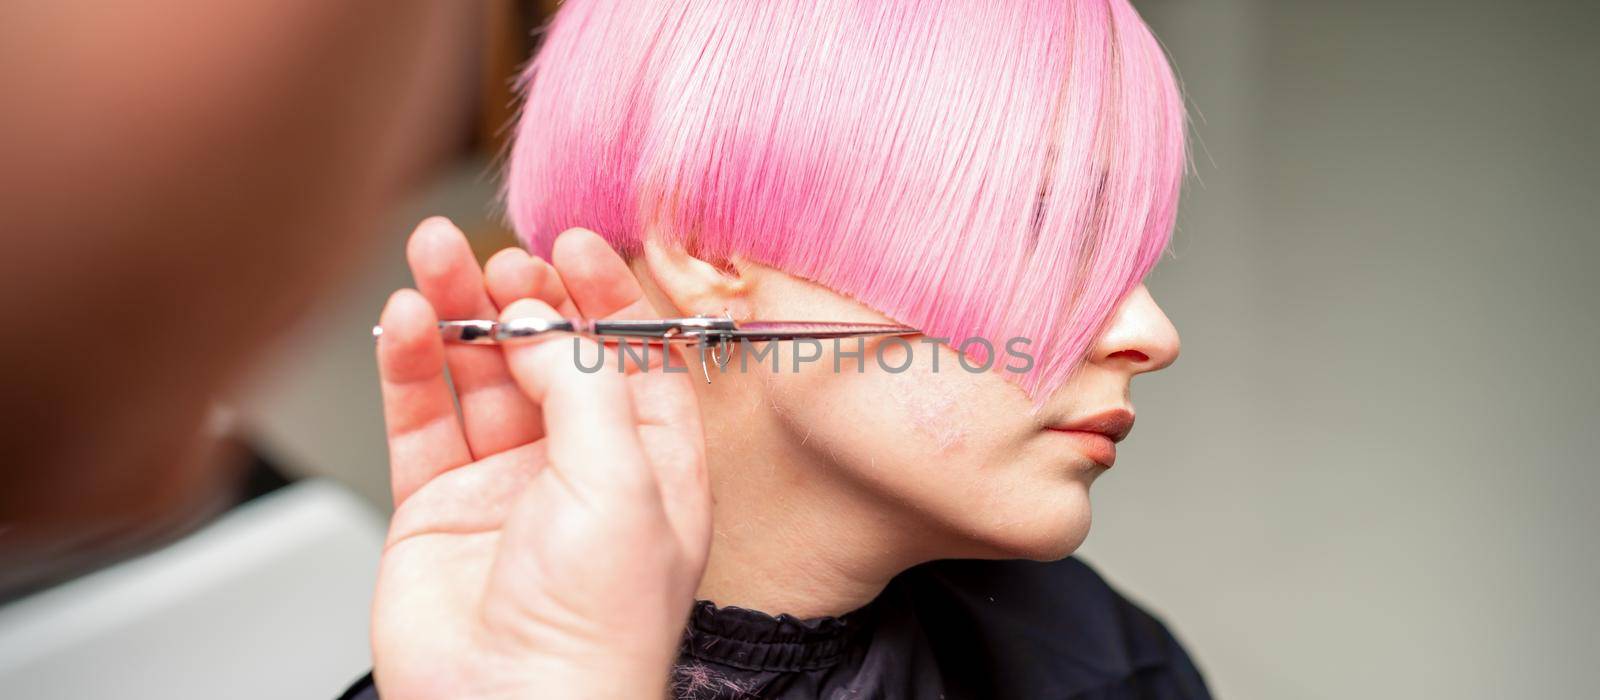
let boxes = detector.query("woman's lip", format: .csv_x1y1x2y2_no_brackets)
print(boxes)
1048,409,1135,443
1046,430,1117,468
1042,408,1133,468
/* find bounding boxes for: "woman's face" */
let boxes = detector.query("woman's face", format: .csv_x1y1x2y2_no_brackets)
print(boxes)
742,267,1180,561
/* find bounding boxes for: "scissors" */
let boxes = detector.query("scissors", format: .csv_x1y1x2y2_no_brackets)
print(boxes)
372,314,919,383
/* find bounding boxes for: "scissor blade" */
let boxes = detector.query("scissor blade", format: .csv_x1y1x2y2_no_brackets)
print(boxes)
726,321,919,341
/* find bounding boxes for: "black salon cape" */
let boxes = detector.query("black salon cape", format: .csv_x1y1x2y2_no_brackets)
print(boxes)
338,557,1210,699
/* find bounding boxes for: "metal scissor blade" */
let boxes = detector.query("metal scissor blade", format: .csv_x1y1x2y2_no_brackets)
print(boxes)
720,321,920,341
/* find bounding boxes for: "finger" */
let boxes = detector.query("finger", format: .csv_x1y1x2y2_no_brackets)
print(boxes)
485,247,576,315
550,228,657,321
482,247,535,309
533,255,577,315
484,246,573,315
376,289,472,507
496,298,655,499
628,369,712,569
406,217,542,456
550,229,708,555
486,298,670,636
550,228,679,372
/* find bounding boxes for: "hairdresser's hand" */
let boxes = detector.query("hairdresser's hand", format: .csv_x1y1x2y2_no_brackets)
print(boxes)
370,218,709,699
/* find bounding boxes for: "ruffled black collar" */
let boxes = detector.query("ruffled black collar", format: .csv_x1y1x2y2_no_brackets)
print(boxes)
680,599,875,672
341,558,1211,700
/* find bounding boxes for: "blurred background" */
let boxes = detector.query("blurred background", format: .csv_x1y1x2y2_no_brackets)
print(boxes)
4,1,1596,698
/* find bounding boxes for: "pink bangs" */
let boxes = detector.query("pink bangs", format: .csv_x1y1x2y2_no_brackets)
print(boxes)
507,0,1186,405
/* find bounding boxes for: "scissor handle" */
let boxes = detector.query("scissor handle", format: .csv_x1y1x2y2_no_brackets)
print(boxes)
421,316,739,345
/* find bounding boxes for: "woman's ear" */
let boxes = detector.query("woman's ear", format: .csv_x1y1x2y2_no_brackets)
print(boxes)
640,236,752,318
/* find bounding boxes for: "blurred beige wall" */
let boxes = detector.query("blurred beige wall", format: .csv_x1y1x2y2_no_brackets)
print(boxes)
1086,1,1600,698
240,1,1600,697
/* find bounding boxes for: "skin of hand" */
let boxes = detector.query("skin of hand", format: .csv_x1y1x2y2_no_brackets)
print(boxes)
370,218,711,699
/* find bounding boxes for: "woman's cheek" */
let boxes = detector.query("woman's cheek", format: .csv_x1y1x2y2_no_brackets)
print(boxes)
885,351,975,454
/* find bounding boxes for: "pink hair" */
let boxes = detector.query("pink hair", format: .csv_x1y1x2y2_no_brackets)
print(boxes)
507,0,1186,404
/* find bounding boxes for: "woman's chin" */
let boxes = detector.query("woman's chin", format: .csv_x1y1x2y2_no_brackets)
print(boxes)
968,489,1094,561
1021,515,1093,562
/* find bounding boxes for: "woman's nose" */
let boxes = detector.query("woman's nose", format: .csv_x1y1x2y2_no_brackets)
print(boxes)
1089,284,1180,375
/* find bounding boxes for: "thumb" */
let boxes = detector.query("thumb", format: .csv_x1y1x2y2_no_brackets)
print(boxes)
495,298,657,502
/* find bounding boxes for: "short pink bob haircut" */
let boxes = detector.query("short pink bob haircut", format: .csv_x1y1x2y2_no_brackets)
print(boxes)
507,0,1186,404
